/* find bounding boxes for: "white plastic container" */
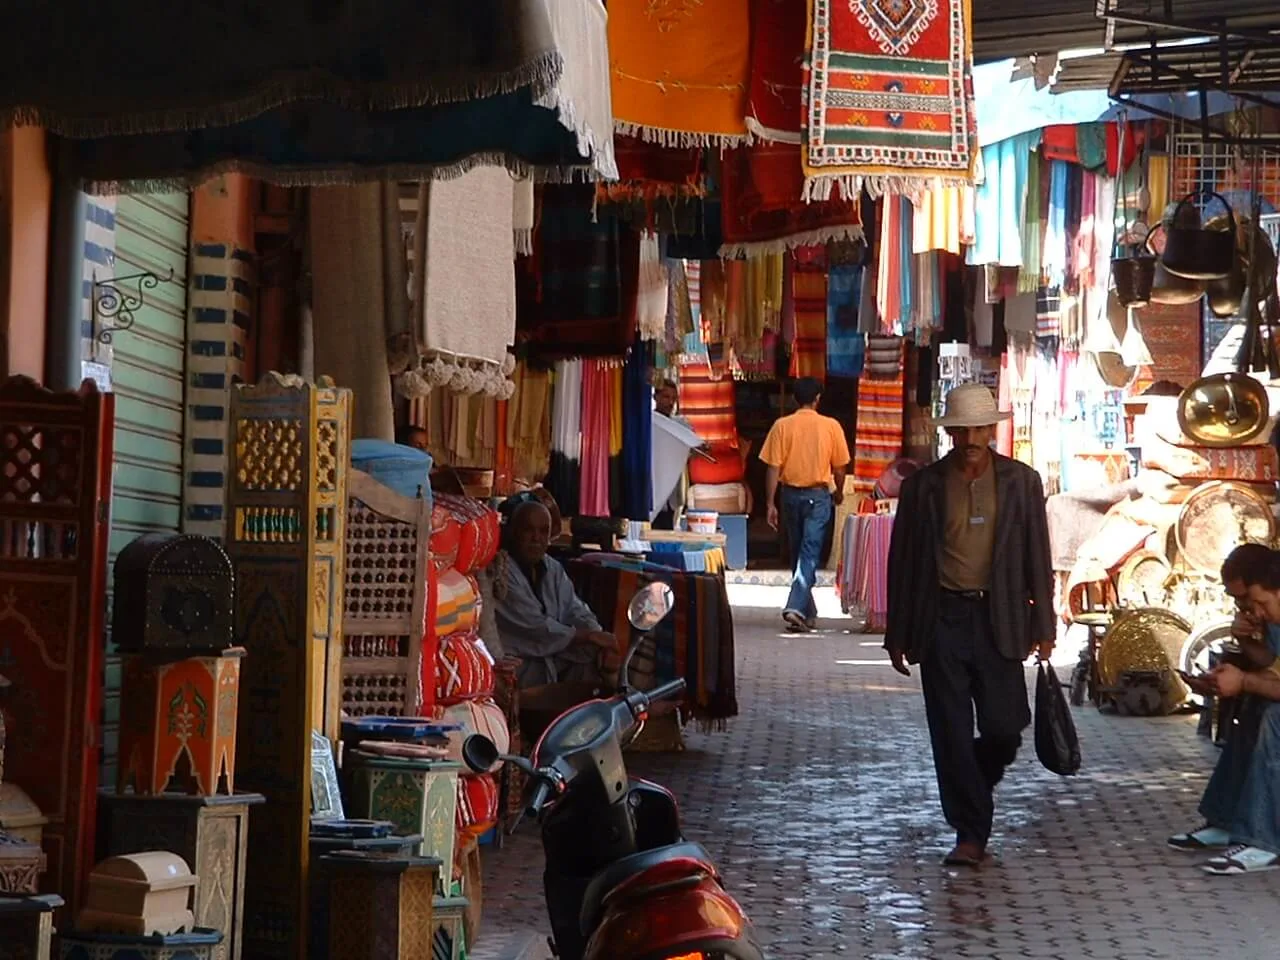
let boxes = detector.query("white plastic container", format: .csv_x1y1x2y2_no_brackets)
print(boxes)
686,510,719,536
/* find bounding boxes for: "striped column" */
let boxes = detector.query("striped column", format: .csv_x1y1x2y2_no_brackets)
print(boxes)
182,242,251,539
81,196,117,365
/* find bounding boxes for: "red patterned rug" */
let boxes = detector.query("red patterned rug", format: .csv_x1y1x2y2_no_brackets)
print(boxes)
802,0,978,200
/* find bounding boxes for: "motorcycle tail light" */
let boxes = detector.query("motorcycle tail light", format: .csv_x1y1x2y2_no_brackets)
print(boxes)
667,954,707,960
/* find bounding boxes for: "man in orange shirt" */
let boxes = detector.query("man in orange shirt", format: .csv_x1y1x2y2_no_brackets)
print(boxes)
760,377,851,632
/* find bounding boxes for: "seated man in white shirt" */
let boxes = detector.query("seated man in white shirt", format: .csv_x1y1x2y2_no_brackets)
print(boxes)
491,499,619,690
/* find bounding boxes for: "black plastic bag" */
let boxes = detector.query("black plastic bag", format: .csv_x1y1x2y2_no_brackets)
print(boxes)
1035,662,1081,776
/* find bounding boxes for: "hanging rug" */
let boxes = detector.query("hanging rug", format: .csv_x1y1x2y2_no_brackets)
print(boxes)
802,0,978,200
608,0,751,147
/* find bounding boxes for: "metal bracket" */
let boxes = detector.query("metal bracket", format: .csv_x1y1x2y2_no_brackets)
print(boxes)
91,267,176,346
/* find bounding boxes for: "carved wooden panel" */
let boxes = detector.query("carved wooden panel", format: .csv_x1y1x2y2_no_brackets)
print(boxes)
0,376,113,920
228,373,350,960
342,470,429,718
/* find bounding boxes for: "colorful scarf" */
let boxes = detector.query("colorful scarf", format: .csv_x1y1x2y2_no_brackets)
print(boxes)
579,359,612,518
788,250,828,380
677,365,738,444
719,143,864,258
852,337,905,493
747,0,807,143
801,0,978,200
608,0,751,147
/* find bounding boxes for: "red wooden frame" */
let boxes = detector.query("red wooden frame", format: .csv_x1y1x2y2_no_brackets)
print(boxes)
0,376,113,918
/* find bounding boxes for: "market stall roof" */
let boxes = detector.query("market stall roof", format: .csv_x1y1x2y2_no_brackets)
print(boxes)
973,0,1280,63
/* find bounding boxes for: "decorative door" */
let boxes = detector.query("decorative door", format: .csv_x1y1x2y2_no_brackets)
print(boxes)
0,376,114,918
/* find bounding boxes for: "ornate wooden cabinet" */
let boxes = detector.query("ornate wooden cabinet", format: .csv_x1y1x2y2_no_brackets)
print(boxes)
228,373,350,960
98,792,264,960
322,853,439,960
0,376,114,919
342,470,429,718
0,893,62,960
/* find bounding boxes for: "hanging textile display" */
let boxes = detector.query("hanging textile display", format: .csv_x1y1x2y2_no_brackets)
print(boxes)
55,1,618,192
677,365,738,445
568,556,739,729
719,144,864,258
579,360,613,518
419,390,500,469
608,0,751,147
622,341,654,521
506,361,553,481
968,131,1041,268
853,336,906,494
518,185,641,358
912,186,975,256
546,359,583,517
636,233,670,342
788,249,828,380
801,0,978,200
396,168,519,400
827,261,864,378
746,0,806,143
598,135,707,208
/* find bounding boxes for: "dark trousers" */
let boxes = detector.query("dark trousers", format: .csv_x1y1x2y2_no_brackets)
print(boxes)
652,505,676,530
920,592,1031,846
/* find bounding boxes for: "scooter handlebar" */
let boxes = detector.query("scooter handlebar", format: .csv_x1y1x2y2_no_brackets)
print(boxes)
526,779,554,817
644,677,687,704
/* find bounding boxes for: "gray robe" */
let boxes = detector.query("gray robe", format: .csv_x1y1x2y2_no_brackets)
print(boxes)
494,552,604,687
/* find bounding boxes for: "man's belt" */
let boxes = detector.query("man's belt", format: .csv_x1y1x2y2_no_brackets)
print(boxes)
941,587,989,601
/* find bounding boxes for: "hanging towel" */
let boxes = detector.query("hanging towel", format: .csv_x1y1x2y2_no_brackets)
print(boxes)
636,232,669,342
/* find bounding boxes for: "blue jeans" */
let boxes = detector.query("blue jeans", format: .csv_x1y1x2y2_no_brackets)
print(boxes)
781,486,833,620
1201,698,1280,852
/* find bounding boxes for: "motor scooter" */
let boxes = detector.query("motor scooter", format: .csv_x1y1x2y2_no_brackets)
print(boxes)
462,581,764,960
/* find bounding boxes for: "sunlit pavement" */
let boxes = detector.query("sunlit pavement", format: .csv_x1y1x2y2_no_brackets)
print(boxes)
478,584,1280,959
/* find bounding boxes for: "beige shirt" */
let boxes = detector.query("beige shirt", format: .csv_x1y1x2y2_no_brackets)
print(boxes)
938,461,997,591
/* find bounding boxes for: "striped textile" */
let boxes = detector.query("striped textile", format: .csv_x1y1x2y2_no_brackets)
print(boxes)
835,513,894,631
677,365,739,444
852,342,905,494
788,253,828,379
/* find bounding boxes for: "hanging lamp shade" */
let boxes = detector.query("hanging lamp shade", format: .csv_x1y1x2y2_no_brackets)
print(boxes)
5,0,617,190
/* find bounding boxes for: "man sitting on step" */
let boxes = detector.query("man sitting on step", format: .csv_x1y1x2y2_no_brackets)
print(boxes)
1169,543,1280,875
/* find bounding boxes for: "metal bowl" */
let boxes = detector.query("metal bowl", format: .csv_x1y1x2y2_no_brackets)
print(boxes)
1176,372,1270,447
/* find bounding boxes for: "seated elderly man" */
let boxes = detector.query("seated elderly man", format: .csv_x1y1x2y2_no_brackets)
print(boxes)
1169,543,1280,875
492,499,619,690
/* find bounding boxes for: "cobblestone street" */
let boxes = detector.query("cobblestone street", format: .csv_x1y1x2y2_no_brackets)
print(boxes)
480,597,1280,959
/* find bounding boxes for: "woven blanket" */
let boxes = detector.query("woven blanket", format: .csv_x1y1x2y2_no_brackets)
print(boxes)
720,144,864,257
677,367,739,444
0,1,564,135
852,338,905,494
747,0,808,143
597,136,706,208
397,168,517,400
801,0,978,200
789,251,828,380
608,0,751,147
61,1,617,192
517,186,639,359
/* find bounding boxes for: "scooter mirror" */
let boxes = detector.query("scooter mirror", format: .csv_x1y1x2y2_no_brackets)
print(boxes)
461,734,500,774
627,582,675,631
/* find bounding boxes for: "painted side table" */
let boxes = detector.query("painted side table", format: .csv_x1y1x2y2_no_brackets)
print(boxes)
346,759,460,896
322,853,439,960
307,832,421,960
0,894,61,960
118,650,244,797
98,792,264,960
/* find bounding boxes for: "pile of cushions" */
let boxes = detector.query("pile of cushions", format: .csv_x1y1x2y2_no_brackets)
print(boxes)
688,439,749,515
425,491,506,845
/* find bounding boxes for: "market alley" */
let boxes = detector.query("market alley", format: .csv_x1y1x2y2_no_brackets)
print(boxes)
483,609,1280,959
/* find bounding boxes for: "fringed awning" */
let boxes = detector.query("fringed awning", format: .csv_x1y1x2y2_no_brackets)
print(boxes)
7,0,616,191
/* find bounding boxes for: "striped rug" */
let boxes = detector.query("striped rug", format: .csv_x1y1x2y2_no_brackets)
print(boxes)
787,251,828,380
852,339,906,494
678,364,739,444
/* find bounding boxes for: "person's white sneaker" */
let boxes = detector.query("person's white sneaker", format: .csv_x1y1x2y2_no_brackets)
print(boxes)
1202,843,1280,875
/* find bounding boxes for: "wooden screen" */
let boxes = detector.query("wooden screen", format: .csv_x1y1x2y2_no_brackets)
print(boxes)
0,376,114,918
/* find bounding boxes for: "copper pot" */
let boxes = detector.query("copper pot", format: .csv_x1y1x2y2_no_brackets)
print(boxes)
1161,191,1236,280
1146,222,1206,305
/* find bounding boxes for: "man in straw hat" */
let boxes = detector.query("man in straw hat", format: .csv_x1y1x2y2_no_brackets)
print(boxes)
885,382,1054,867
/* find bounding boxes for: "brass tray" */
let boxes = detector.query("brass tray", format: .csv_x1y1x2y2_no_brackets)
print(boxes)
1175,480,1276,575
1098,607,1192,697
1116,550,1172,608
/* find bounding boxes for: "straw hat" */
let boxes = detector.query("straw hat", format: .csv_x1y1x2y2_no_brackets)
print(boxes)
932,383,1012,428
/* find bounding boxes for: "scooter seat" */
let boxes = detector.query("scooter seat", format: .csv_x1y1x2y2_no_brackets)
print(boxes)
579,841,714,936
